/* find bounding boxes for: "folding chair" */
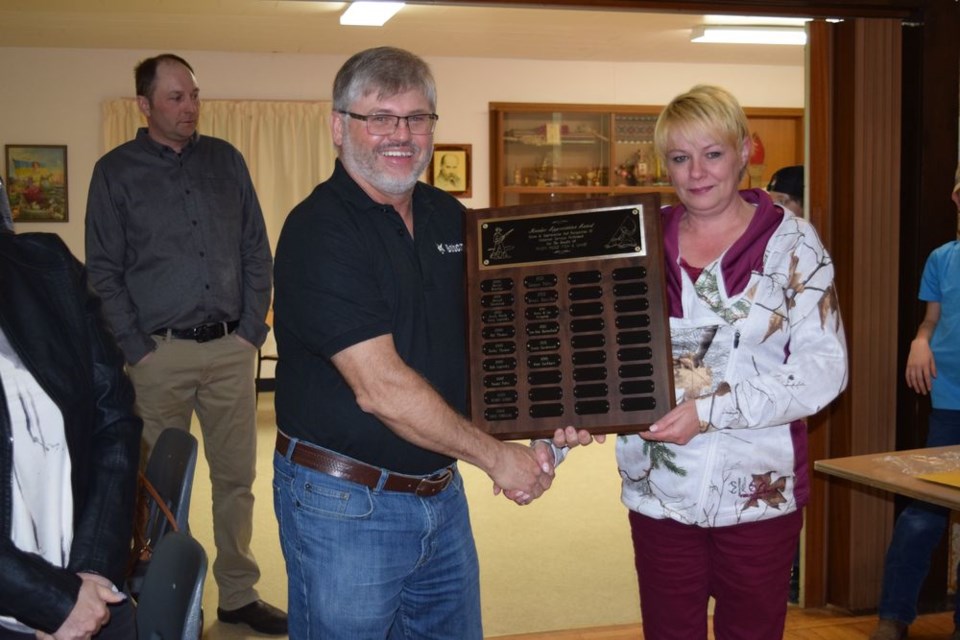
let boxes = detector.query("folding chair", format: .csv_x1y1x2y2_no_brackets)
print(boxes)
128,428,199,597
135,531,207,640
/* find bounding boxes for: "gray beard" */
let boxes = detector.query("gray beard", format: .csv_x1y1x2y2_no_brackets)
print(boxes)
340,132,430,196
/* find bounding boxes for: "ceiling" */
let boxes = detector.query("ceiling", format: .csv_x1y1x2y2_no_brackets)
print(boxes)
0,0,809,66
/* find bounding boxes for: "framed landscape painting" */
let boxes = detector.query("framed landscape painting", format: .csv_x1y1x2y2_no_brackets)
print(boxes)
4,144,68,222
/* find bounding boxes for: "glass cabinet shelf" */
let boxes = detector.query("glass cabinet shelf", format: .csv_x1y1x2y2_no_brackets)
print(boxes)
490,102,804,208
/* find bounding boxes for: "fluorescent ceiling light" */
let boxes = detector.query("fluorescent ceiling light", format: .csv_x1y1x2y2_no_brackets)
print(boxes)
691,25,807,46
340,2,405,27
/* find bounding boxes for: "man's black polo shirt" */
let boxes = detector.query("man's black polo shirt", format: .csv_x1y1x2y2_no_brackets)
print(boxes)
274,160,467,475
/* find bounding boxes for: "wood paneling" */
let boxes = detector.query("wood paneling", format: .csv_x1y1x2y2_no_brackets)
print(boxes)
823,17,903,612
804,18,833,609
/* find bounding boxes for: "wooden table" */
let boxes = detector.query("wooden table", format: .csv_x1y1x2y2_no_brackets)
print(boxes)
814,445,960,510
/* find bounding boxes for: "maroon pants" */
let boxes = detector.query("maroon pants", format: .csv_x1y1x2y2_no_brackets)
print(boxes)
629,509,803,640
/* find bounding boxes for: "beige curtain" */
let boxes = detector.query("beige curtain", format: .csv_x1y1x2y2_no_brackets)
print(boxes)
101,98,335,252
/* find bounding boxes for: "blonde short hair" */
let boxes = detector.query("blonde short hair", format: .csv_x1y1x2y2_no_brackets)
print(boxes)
653,85,750,163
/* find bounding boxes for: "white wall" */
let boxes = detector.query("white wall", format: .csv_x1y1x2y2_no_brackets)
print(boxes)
0,47,802,259
0,46,803,636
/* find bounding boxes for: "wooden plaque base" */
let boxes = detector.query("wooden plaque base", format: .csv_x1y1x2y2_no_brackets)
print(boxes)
465,194,674,440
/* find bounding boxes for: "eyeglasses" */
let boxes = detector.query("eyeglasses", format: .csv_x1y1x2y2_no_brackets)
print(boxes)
337,110,439,135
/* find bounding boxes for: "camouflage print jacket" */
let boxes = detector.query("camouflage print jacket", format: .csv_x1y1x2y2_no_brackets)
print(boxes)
616,191,848,528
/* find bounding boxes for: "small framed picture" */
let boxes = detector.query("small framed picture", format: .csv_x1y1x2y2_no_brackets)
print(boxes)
429,144,471,198
4,144,69,222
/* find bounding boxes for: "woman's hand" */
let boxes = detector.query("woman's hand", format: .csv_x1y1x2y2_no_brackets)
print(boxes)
641,401,701,445
552,425,606,449
36,574,125,640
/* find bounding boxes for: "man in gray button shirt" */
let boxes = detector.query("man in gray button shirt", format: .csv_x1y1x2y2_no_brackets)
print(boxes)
84,53,285,635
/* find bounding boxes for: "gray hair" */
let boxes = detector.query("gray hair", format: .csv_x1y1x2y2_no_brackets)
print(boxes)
333,47,436,112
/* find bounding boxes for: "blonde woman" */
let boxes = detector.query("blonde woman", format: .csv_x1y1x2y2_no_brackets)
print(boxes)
616,85,848,639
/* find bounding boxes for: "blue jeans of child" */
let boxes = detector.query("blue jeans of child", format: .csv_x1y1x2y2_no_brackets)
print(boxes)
273,444,482,640
878,408,960,626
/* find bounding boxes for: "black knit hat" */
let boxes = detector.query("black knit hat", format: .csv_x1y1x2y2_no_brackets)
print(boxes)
766,165,804,202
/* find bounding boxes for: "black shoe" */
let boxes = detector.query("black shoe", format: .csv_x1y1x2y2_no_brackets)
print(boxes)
217,599,288,635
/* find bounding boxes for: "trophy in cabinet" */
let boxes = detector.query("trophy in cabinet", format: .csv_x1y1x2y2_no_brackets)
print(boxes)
464,194,675,440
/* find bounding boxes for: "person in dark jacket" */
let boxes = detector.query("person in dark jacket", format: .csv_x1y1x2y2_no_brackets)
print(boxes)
0,222,142,639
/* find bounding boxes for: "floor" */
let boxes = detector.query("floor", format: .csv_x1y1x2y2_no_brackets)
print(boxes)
496,608,955,639
189,393,954,639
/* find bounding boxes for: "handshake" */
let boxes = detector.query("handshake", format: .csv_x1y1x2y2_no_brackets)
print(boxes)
489,426,606,506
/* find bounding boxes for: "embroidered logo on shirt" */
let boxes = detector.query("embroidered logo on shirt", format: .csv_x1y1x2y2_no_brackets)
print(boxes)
436,242,464,254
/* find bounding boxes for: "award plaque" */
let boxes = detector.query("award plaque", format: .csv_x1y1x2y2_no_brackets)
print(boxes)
465,194,674,440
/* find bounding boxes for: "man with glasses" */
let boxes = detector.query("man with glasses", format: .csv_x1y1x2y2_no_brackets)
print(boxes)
272,47,591,638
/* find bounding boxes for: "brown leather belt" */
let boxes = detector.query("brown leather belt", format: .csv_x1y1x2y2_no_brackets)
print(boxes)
276,431,454,497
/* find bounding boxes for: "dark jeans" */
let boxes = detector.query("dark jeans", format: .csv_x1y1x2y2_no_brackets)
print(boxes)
878,408,960,627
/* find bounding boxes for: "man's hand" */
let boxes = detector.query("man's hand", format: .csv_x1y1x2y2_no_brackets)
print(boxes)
490,441,554,504
234,334,255,349
499,428,606,505
500,441,556,505
36,574,125,640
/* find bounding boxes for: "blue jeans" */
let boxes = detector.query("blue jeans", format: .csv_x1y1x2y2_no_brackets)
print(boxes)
878,408,960,626
273,444,482,640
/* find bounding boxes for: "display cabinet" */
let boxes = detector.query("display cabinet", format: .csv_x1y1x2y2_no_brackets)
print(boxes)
489,102,804,207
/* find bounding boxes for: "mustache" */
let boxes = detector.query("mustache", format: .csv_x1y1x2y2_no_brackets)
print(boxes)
378,142,419,153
